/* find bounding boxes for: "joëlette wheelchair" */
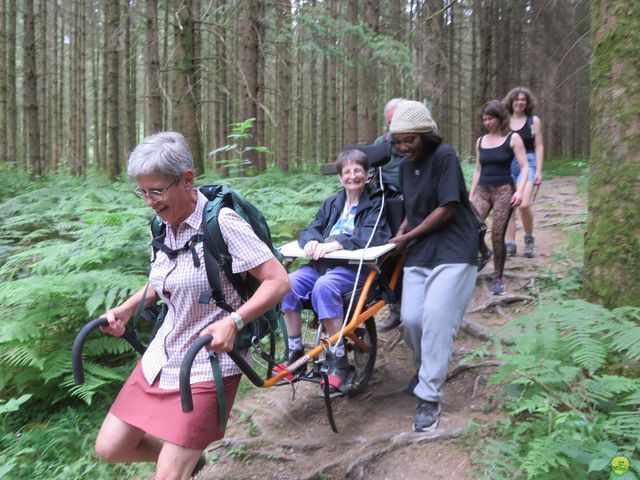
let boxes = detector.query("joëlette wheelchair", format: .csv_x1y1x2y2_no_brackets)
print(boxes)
72,142,404,432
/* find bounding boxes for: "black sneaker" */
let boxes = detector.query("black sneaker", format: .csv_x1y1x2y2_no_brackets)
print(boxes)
319,352,352,398
477,249,493,272
413,400,440,432
378,303,402,332
406,372,419,395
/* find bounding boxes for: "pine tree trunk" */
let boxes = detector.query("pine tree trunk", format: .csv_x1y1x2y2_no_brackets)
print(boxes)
106,0,121,180
584,0,640,308
0,0,6,164
6,0,17,165
361,0,380,143
239,0,260,171
146,0,162,133
23,0,43,176
172,0,204,173
344,0,358,145
275,0,291,171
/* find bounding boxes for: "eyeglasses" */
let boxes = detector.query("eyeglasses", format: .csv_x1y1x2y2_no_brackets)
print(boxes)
134,177,180,202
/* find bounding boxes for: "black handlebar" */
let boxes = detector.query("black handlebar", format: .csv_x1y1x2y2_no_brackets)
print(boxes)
72,317,147,385
179,335,264,413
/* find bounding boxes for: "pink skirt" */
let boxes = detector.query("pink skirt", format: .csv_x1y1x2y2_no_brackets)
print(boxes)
110,362,241,449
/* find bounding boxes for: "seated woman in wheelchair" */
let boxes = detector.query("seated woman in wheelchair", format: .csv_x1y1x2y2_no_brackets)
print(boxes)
276,148,392,396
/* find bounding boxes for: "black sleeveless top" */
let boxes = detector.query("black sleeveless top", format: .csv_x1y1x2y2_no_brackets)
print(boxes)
514,116,535,153
478,132,514,186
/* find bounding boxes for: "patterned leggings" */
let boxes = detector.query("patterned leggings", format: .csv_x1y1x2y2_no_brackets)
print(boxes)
471,184,514,278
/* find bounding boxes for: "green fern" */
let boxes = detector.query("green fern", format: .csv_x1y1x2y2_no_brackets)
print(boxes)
474,300,640,479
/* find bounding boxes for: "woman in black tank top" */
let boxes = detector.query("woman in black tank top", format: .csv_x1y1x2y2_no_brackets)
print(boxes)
469,100,528,296
503,87,545,258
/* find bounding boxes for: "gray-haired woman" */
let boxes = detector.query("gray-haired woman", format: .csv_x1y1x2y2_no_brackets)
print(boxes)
94,132,290,479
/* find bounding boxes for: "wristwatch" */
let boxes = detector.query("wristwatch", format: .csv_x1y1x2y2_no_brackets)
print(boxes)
230,311,244,331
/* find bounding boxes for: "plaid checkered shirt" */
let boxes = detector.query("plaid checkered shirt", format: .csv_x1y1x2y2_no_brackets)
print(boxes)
142,190,274,389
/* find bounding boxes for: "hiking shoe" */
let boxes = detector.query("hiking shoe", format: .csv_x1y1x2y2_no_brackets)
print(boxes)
406,372,419,395
413,400,440,432
319,352,352,398
524,234,535,258
491,278,506,296
191,454,206,477
378,303,401,332
506,240,517,256
273,349,306,381
477,249,493,272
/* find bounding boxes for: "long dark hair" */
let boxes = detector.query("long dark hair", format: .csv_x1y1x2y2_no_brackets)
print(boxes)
480,100,510,134
502,87,538,116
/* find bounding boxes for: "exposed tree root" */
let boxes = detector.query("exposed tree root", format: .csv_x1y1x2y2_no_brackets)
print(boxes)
345,427,465,479
468,295,532,313
446,360,501,381
460,318,494,340
472,374,484,398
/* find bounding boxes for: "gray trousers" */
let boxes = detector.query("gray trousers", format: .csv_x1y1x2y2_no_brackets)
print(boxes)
401,263,477,402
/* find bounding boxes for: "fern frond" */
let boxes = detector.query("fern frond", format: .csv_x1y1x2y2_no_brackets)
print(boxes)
0,345,44,369
606,315,640,360
585,375,640,404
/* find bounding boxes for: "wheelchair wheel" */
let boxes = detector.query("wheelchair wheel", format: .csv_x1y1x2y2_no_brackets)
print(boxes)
345,316,377,396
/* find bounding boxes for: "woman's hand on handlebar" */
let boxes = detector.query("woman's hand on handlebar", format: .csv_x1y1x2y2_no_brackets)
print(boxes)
199,317,236,352
99,304,133,337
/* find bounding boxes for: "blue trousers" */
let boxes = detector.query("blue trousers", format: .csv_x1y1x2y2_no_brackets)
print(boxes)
281,264,365,320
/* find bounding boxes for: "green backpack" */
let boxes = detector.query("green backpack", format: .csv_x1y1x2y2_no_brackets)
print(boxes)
150,184,285,350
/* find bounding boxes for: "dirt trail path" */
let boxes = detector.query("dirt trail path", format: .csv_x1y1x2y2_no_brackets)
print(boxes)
198,175,585,480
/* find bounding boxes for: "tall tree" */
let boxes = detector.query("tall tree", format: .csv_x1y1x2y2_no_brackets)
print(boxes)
173,0,204,172
146,0,163,133
238,0,261,171
344,0,358,145
6,0,17,165
275,0,291,170
584,0,640,308
23,0,43,176
0,0,6,164
106,0,121,179
360,0,380,143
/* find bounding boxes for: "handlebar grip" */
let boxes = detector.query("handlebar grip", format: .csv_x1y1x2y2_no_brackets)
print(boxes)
72,318,147,385
179,335,213,413
72,318,109,385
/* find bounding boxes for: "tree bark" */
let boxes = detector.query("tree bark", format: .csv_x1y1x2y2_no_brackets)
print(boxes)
106,0,121,180
0,0,6,164
238,0,261,171
584,0,640,308
275,0,291,171
344,0,358,145
23,0,43,176
360,0,380,144
6,0,17,165
173,0,204,173
146,0,163,133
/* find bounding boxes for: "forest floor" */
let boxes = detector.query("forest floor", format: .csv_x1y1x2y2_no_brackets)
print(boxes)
194,175,585,480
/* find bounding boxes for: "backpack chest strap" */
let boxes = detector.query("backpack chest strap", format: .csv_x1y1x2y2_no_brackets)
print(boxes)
152,233,203,268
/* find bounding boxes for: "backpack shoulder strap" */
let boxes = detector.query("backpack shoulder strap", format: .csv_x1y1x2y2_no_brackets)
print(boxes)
150,216,166,262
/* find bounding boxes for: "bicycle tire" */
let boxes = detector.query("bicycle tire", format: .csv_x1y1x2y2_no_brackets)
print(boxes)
345,316,377,396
